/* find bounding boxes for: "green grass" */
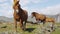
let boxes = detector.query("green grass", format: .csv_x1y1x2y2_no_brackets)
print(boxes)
0,23,60,34
51,28,60,34
51,23,60,34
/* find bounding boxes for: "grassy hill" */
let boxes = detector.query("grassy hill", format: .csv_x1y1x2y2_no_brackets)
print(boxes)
0,16,60,34
0,22,60,34
0,16,13,23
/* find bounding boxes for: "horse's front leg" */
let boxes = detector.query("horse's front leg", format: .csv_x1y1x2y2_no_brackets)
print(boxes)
19,19,23,30
14,19,17,32
23,21,26,30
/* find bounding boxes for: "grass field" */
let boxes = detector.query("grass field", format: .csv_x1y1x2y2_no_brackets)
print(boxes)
0,22,60,34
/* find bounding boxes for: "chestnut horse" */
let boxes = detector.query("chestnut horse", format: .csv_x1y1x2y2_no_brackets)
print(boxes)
31,12,46,25
13,1,28,31
31,12,55,31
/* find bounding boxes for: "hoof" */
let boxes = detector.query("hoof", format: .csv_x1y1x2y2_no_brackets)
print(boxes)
23,29,26,31
22,28,26,31
47,30,51,32
21,27,26,31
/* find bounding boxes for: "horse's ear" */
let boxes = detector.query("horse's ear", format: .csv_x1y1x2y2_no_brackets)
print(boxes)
14,1,19,6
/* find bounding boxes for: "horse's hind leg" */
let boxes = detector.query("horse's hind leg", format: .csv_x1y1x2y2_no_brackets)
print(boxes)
51,22,55,31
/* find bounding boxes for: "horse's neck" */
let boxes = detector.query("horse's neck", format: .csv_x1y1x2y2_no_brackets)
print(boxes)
34,14,37,18
17,4,23,12
19,7,23,13
34,14,40,19
17,6,24,16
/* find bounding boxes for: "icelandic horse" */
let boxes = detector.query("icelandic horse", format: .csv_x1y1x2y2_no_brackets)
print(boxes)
13,0,28,31
31,12,55,31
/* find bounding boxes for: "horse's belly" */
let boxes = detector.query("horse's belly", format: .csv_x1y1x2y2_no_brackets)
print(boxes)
16,19,20,21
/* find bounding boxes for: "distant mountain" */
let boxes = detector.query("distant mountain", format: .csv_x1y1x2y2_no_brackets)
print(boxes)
0,16,36,23
0,16,14,23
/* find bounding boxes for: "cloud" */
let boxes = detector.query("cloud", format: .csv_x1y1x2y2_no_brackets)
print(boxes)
0,0,60,18
0,0,7,3
30,4,60,15
31,0,48,3
0,10,13,18
40,4,60,15
0,0,13,18
20,0,49,6
20,0,30,6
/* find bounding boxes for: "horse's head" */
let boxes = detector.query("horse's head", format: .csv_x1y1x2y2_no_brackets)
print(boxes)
13,1,21,13
31,12,36,18
13,1,19,10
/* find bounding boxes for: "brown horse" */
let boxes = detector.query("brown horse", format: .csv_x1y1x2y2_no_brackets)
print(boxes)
13,1,28,31
31,12,55,31
31,12,46,25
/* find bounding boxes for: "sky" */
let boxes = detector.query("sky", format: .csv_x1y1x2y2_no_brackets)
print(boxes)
0,0,60,18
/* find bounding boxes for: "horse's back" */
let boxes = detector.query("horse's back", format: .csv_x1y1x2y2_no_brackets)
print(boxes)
21,10,28,21
35,13,46,20
46,17,55,22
